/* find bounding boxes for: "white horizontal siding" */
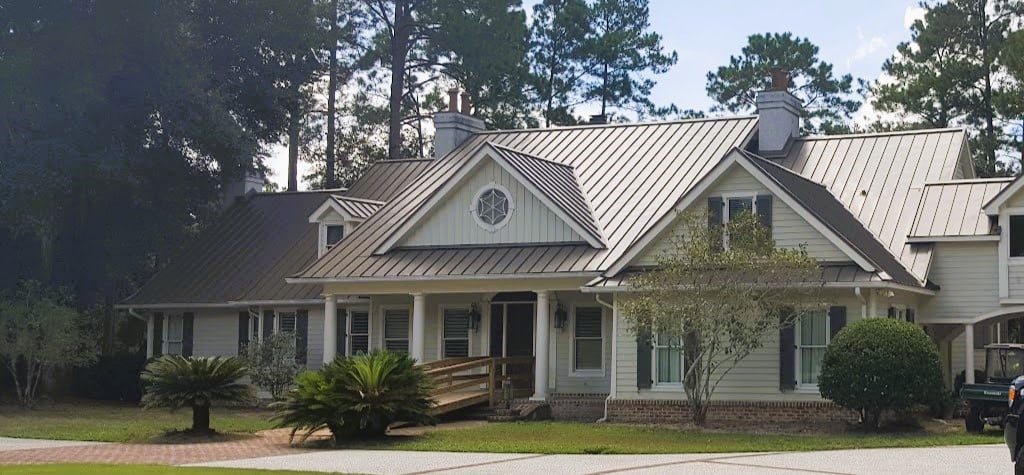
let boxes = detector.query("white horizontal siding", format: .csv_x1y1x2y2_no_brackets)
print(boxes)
1010,265,1024,301
403,159,584,247
920,242,1000,320
553,294,612,394
193,310,239,357
633,166,849,266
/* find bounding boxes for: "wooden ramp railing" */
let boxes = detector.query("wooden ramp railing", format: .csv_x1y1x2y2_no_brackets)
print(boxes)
421,356,534,416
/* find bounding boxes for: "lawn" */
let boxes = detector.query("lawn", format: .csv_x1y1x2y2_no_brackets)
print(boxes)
343,421,1005,454
0,465,340,475
0,402,276,443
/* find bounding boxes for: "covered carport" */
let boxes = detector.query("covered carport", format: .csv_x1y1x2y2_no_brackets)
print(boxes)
923,306,1024,386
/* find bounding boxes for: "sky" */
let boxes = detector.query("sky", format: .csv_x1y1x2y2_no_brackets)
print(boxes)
266,0,927,190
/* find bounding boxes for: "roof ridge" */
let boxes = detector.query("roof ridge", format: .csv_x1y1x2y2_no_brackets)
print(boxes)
253,189,342,196
799,127,967,141
475,115,758,135
372,158,435,164
486,142,576,170
333,195,386,205
924,178,1015,185
737,148,830,191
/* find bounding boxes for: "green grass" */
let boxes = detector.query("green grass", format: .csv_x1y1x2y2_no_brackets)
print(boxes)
0,402,276,443
0,464,345,475
343,421,1005,454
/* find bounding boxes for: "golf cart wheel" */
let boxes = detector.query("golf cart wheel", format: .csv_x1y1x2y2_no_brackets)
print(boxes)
965,405,985,433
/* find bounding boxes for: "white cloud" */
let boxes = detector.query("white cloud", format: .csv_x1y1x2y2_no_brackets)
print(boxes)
846,28,886,68
904,5,926,29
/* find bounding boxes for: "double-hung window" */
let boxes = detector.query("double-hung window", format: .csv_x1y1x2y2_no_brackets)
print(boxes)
573,307,603,373
442,308,470,358
796,310,829,387
710,195,771,249
1011,216,1024,257
166,314,184,355
383,308,410,353
348,309,370,355
248,312,262,342
654,333,683,386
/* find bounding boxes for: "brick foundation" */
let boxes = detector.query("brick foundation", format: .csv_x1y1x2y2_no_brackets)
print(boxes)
546,393,608,421
605,398,859,425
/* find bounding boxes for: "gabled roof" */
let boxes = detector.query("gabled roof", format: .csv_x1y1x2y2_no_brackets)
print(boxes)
982,174,1024,214
345,159,433,202
120,160,426,307
910,179,1010,240
293,117,758,281
309,195,385,222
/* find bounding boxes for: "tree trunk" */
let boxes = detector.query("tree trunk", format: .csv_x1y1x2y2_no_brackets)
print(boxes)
192,404,211,433
387,1,412,161
325,0,338,188
287,101,301,191
691,400,708,426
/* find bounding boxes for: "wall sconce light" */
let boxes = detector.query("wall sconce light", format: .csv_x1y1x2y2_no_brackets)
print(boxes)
554,303,568,330
468,303,482,331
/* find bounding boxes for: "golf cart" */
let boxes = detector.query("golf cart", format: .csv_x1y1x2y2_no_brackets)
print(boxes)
961,343,1024,433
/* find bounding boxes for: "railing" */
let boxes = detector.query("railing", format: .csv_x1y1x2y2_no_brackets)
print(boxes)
422,356,535,406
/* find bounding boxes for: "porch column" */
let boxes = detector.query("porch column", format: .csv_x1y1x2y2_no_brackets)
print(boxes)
411,293,426,362
323,294,337,364
965,323,975,384
145,314,155,359
532,290,550,401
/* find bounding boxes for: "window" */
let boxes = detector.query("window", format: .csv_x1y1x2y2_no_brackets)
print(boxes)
348,309,370,355
573,307,603,372
471,184,514,231
726,197,754,222
654,333,683,385
442,308,470,358
1012,216,1024,257
277,311,297,334
325,225,345,249
887,306,915,323
796,310,829,387
166,314,184,355
383,308,410,353
249,312,262,342
710,195,771,249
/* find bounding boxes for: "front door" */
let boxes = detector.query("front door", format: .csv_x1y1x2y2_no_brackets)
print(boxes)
489,302,535,357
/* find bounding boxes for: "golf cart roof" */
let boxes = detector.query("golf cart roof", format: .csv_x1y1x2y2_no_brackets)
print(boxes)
985,343,1024,350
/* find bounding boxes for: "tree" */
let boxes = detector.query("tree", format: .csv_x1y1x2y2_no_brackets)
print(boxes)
706,32,860,134
242,333,303,400
0,281,99,406
619,211,823,426
583,0,677,118
818,318,943,430
998,29,1024,170
529,0,592,126
141,356,257,434
871,0,1024,176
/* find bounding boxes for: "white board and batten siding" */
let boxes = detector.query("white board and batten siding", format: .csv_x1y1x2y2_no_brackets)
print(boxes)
633,167,849,267
402,159,584,247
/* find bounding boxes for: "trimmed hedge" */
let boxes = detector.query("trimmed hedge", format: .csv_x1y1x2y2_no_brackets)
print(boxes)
818,318,942,429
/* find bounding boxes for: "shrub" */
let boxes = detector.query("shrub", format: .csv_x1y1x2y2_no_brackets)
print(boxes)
74,352,148,402
819,318,943,429
272,351,435,443
141,355,256,433
242,332,302,400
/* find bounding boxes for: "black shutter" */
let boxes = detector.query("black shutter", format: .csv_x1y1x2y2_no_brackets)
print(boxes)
906,308,915,324
708,197,724,252
336,308,347,357
779,315,796,391
237,311,249,354
296,309,309,365
182,312,194,357
756,195,773,228
887,307,895,319
636,331,653,389
263,309,275,339
828,306,847,340
153,312,164,357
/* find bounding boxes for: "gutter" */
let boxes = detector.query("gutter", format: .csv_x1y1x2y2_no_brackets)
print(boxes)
594,294,615,423
127,308,147,322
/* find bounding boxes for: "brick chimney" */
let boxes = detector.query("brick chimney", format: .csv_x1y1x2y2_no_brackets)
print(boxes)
756,70,803,158
434,88,485,159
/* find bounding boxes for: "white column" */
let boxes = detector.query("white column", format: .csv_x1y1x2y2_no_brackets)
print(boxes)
323,295,338,364
965,323,975,384
146,314,155,359
532,290,550,401
411,293,426,362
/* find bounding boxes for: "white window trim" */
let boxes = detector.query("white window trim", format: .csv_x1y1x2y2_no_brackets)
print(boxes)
164,313,184,355
469,182,515,233
381,305,411,354
718,192,761,249
438,304,473,359
346,306,371,356
651,332,685,390
569,304,606,377
794,310,830,392
318,219,350,258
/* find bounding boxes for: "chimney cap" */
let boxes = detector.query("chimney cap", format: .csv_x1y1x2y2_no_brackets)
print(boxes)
769,69,790,91
460,91,472,115
447,88,459,112
588,114,608,125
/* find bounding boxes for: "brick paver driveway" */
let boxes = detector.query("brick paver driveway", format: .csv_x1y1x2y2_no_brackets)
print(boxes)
0,431,310,466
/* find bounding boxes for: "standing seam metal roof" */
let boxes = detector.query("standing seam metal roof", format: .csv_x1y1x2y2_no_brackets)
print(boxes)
910,179,1010,238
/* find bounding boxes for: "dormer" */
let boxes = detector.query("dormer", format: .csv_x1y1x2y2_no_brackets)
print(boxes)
308,195,384,257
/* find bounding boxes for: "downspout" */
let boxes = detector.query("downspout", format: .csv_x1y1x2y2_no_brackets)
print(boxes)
127,308,147,322
854,287,867,320
594,294,615,422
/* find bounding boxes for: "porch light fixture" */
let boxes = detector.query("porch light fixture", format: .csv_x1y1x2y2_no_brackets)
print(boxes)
554,303,568,330
468,303,482,332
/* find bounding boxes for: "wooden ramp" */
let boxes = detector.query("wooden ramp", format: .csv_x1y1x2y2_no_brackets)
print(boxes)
420,356,534,416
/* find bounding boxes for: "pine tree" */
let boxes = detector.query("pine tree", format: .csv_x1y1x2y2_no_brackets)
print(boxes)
529,0,592,126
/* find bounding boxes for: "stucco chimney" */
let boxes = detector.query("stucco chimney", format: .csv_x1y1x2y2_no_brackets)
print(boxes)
434,88,484,159
221,170,264,208
756,70,803,158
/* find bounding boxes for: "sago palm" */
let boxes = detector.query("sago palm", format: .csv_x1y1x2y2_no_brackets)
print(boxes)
141,355,256,433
